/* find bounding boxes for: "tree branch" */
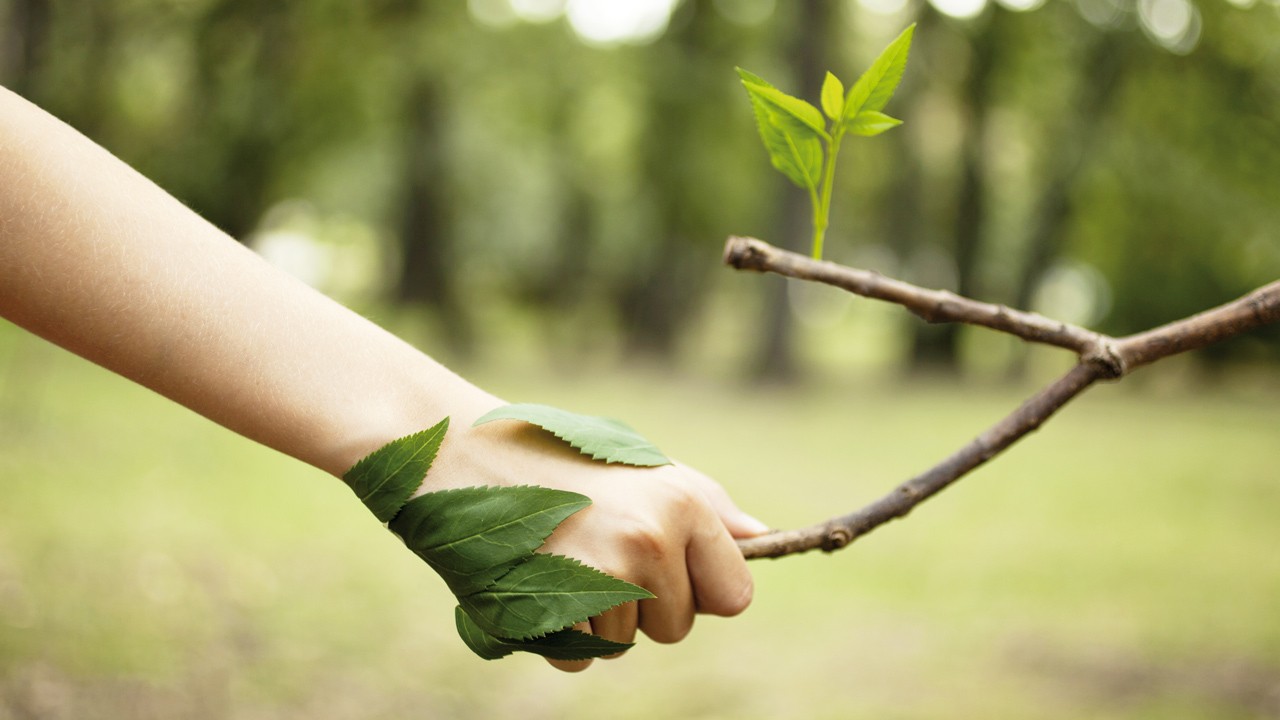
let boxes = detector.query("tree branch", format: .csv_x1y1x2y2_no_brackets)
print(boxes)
725,236,1280,560
724,235,1117,371
1113,280,1280,373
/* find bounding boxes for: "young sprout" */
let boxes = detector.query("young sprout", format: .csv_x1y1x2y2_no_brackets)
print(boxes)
737,24,915,259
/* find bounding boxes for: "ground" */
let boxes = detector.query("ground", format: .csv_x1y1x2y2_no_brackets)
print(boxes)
1,328,1278,719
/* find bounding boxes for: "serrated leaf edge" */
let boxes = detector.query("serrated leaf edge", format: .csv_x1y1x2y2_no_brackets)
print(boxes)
343,417,449,522
473,404,672,467
459,553,654,641
545,426,669,467
455,606,634,661
842,23,916,123
394,485,591,555
847,110,904,137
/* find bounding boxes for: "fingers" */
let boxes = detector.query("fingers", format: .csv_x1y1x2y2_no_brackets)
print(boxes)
591,602,638,659
637,554,696,643
545,465,760,669
545,602,639,671
546,621,594,673
636,480,753,641
684,498,755,617
682,465,770,539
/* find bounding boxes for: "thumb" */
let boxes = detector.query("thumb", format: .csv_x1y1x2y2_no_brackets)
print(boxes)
681,464,770,539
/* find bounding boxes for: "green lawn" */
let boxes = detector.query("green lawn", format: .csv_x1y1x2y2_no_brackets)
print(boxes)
1,330,1278,719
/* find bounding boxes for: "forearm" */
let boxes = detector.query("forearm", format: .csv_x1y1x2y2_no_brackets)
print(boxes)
0,85,492,476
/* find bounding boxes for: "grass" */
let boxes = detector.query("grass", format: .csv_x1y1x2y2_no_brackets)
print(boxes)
1,327,1279,719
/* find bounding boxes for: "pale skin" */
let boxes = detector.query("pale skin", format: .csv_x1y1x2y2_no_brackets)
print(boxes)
0,86,766,671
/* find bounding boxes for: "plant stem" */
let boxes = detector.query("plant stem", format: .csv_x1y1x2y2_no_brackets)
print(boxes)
811,130,843,259
809,185,825,259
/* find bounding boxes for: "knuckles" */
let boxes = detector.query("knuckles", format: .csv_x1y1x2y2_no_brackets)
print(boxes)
704,574,754,618
645,615,694,644
614,513,670,564
614,473,700,557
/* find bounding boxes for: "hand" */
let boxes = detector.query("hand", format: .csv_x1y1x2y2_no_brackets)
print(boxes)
423,402,769,671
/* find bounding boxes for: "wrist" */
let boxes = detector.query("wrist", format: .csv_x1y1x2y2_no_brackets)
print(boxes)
322,348,502,479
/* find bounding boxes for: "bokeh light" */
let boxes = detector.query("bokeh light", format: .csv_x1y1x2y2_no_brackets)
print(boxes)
565,0,680,46
928,0,989,20
1138,0,1203,54
996,0,1049,12
859,0,912,17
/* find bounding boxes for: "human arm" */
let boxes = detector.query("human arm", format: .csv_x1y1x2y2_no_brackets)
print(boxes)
0,85,766,670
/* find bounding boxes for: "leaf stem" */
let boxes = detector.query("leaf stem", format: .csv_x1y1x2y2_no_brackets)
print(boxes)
811,129,844,259
808,184,825,260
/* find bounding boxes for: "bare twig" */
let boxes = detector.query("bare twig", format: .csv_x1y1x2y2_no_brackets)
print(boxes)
725,236,1280,560
1113,281,1280,372
724,235,1118,371
737,363,1103,559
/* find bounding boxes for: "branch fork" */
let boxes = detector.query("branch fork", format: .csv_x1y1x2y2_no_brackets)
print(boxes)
724,236,1280,559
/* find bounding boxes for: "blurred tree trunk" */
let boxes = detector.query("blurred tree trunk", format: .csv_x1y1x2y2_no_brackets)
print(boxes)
752,0,836,381
908,8,1008,373
528,98,595,313
882,3,935,375
1012,30,1127,310
544,190,594,310
1005,29,1128,377
1,0,51,98
36,0,116,140
617,0,745,361
190,0,289,240
394,73,472,355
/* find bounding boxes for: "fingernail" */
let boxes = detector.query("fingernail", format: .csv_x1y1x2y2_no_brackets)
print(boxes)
738,512,771,536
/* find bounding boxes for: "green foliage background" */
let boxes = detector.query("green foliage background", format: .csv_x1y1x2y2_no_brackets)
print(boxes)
4,0,1277,371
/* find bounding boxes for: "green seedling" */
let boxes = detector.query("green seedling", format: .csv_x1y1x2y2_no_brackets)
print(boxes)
738,24,915,259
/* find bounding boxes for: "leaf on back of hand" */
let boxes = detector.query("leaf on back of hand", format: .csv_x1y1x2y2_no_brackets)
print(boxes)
343,417,449,523
473,403,670,467
843,24,915,122
390,485,591,596
458,553,653,640
455,606,633,661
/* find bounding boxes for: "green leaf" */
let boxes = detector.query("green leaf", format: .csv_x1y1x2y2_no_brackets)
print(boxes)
737,68,826,191
741,82,828,138
821,71,845,120
755,100,825,190
843,24,915,121
390,485,591,596
455,607,633,661
458,553,653,640
846,110,903,137
473,403,670,467
734,67,774,89
342,417,448,523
